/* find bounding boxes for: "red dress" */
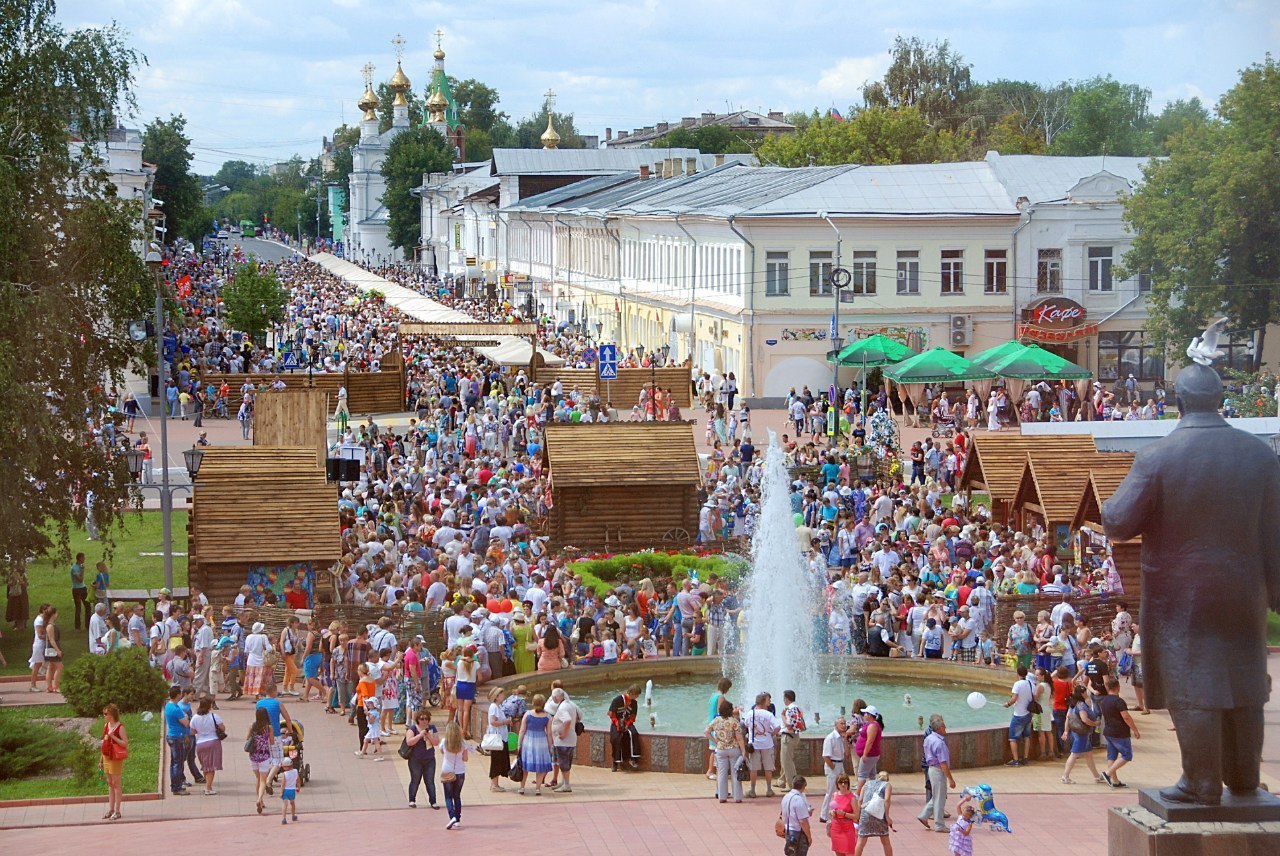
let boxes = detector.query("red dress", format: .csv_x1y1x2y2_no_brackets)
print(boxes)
829,790,859,852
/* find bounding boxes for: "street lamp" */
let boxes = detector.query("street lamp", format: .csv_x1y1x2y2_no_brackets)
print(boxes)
143,244,177,590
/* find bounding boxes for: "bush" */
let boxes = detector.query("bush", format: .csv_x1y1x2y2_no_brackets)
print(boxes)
571,551,747,592
61,646,168,718
0,712,86,780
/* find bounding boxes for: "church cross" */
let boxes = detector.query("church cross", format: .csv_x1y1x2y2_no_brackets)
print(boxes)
391,33,406,62
361,62,374,89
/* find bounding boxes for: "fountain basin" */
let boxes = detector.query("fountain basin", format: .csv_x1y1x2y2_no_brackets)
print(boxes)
470,656,1022,775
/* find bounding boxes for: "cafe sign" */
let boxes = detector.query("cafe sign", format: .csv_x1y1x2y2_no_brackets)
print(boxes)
1020,296,1098,342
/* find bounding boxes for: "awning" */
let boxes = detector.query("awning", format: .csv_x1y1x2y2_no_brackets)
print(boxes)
476,339,566,367
1019,322,1099,343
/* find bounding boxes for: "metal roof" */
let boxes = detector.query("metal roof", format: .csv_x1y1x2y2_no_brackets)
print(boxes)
983,152,1149,204
504,173,641,211
489,148,751,176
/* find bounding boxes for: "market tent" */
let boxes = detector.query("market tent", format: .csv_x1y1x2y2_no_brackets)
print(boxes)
884,347,996,419
475,338,566,367
969,340,1026,369
984,343,1092,380
827,333,918,366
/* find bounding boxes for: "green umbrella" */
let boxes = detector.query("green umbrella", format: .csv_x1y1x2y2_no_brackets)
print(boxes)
883,347,998,384
968,339,1025,369
826,333,918,366
983,343,1093,380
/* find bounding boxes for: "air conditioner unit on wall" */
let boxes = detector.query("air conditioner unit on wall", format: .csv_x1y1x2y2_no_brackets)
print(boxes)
949,314,973,347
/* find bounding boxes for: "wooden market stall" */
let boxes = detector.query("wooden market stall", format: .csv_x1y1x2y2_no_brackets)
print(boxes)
1072,460,1143,599
252,388,327,469
958,434,1097,524
541,422,701,550
1011,451,1134,558
189,447,340,606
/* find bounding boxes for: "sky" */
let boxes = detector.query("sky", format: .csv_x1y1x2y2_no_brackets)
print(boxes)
59,0,1280,175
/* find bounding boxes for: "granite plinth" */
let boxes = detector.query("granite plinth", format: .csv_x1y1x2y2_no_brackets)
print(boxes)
1138,787,1280,823
1110,804,1280,856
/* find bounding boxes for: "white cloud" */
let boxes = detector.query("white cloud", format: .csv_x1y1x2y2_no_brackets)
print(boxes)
815,54,891,100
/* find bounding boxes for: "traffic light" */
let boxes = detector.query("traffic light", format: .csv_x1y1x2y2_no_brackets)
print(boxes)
263,213,268,224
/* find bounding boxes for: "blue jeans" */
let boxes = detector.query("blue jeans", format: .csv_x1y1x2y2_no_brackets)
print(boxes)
167,737,188,793
443,773,464,820
408,755,437,805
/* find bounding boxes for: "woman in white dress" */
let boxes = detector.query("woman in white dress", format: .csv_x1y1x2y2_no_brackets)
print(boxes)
986,391,1002,432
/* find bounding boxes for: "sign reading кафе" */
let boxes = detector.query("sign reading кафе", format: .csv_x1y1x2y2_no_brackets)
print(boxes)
1019,296,1098,342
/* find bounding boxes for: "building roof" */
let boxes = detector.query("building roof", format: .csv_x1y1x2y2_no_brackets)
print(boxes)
983,151,1148,204
542,422,701,487
1014,452,1132,528
1072,457,1139,532
958,434,1098,501
489,148,752,177
607,109,795,147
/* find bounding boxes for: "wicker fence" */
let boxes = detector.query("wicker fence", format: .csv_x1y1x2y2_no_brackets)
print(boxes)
992,591,1127,644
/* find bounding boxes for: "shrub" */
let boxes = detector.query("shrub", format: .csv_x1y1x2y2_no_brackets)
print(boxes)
0,713,85,780
570,551,747,591
61,646,167,718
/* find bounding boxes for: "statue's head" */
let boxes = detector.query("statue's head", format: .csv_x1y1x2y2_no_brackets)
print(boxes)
1175,363,1224,414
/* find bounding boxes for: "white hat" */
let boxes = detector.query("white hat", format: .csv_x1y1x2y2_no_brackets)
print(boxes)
251,622,266,634
861,705,880,717
604,595,621,607
474,608,489,618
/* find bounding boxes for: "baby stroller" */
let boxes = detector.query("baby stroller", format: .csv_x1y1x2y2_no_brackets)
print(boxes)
280,719,310,786
930,409,958,439
423,649,443,708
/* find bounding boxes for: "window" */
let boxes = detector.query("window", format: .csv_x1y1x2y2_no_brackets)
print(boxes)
984,250,1007,294
809,251,833,297
851,251,876,295
940,249,964,294
1037,248,1062,293
1089,246,1114,292
762,250,783,296
1097,331,1165,383
1137,270,1152,293
896,250,919,295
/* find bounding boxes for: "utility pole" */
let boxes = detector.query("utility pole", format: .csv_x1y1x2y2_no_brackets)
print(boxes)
820,212,848,448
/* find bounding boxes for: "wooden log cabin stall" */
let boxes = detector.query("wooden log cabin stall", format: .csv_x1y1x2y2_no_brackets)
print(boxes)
1010,450,1134,560
957,434,1097,525
541,422,701,551
1072,460,1143,602
189,447,341,607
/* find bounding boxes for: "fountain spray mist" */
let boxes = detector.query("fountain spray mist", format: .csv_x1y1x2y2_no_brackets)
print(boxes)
732,433,820,709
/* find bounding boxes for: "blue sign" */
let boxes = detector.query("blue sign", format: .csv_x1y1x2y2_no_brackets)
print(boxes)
280,351,301,371
598,344,618,380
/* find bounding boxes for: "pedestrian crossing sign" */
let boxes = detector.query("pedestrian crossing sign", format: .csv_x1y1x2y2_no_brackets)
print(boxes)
281,352,301,371
599,362,617,379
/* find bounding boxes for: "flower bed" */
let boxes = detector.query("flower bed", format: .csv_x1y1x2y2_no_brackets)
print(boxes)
566,549,747,594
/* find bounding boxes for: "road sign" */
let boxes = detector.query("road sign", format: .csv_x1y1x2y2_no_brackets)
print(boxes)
280,351,301,372
598,343,618,380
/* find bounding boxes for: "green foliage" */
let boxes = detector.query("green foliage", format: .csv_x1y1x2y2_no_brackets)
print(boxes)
968,79,1073,148
61,646,168,718
464,126,494,162
505,96,587,149
450,77,506,131
569,552,746,594
213,159,259,191
142,114,205,242
650,124,755,154
222,261,288,341
1121,56,1280,359
1150,97,1210,154
985,111,1045,154
0,707,90,780
757,107,973,167
326,124,360,184
862,36,974,132
1222,369,1279,417
381,125,453,252
1050,76,1153,156
0,0,151,590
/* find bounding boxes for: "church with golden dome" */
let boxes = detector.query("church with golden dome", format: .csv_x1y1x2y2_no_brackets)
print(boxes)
344,31,463,263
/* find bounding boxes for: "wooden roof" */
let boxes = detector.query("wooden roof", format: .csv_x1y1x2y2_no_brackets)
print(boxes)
543,422,701,487
1071,456,1140,533
958,434,1097,501
192,447,340,566
1013,450,1136,529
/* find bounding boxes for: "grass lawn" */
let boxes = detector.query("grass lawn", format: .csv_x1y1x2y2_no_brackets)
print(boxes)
0,703,161,801
1270,611,1280,647
1,511,188,676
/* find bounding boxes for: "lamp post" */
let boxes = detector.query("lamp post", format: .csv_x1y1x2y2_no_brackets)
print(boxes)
142,244,178,590
820,212,849,448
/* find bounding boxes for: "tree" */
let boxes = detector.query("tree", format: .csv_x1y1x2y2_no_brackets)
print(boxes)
511,99,586,149
649,124,754,154
381,125,453,252
450,78,505,131
463,126,493,162
985,111,1045,154
785,109,820,132
222,262,288,342
325,124,360,184
968,79,1073,148
862,36,974,132
0,0,151,589
1150,97,1210,154
1050,76,1153,156
376,82,423,133
212,160,258,191
1121,57,1280,366
142,115,204,242
757,107,973,167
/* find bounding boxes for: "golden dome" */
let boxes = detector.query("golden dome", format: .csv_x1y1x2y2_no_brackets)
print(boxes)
426,87,448,123
434,46,445,61
388,62,411,107
358,85,379,122
541,114,561,149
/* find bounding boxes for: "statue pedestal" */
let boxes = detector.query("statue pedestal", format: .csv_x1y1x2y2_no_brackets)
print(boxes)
1111,803,1280,854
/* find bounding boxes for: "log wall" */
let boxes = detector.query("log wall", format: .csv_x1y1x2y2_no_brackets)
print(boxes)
549,484,698,549
252,389,327,468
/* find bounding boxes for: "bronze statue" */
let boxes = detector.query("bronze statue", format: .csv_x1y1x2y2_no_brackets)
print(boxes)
1103,343,1280,807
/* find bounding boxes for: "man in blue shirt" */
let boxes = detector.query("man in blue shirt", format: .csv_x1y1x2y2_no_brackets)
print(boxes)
164,686,191,794
255,684,293,770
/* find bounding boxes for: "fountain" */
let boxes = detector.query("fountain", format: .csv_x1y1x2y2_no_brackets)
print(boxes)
730,434,821,708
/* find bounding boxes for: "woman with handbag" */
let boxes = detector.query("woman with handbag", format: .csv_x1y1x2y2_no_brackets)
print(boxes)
852,771,895,855
704,698,746,803
246,707,274,814
440,721,468,830
516,693,554,796
404,710,440,809
1060,684,1105,785
190,696,224,795
827,773,859,856
242,622,273,699
484,686,512,792
100,703,129,820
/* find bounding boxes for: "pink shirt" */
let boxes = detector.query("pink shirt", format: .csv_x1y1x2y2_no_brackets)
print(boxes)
403,647,420,679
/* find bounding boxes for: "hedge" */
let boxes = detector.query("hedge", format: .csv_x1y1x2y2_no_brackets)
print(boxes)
570,551,747,594
61,646,168,718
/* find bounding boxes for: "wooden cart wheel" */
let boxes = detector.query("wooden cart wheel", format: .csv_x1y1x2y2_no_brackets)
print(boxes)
662,527,691,544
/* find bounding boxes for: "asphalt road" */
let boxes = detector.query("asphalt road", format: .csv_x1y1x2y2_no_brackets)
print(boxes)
226,234,304,263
